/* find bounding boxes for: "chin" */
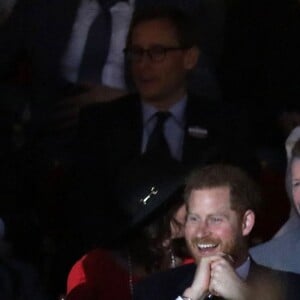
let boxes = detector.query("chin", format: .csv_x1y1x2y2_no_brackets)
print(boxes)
140,92,163,104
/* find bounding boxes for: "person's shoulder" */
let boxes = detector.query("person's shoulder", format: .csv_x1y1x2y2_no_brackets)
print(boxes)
251,259,300,286
249,261,300,300
67,248,113,283
187,94,245,118
250,238,280,256
187,93,222,110
70,248,111,271
250,229,300,272
251,227,300,256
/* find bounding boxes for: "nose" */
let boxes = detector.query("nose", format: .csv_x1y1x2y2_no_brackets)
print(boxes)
132,57,152,77
195,221,210,237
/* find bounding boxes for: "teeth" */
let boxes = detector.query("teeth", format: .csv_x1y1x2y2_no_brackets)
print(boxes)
197,243,217,249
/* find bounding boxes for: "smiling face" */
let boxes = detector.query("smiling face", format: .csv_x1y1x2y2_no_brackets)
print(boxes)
129,18,198,109
184,187,254,267
291,158,300,214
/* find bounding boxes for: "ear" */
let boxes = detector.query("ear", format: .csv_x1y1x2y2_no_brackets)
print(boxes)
241,209,255,237
184,46,200,70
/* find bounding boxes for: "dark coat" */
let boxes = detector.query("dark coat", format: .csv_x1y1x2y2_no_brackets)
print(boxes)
133,260,300,300
71,93,258,247
76,93,256,176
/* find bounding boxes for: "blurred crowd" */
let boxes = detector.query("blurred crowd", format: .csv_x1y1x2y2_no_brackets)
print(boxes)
0,0,300,299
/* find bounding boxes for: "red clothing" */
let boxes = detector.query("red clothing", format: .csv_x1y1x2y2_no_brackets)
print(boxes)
66,248,140,300
67,248,194,300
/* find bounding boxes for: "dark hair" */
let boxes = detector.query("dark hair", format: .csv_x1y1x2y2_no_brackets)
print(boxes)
127,187,187,274
184,164,262,216
126,5,199,49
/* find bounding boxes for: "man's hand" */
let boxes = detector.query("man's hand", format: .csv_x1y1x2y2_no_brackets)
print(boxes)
182,255,218,300
182,253,251,300
209,255,250,300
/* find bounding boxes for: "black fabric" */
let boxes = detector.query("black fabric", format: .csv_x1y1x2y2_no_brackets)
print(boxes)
145,112,172,160
113,156,184,228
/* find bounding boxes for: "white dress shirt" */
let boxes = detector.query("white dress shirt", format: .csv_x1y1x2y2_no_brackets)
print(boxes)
61,0,134,88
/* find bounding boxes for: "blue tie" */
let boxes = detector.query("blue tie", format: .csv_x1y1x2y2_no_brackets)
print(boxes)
145,111,172,160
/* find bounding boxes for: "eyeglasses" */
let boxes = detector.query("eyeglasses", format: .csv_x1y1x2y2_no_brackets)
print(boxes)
123,45,187,63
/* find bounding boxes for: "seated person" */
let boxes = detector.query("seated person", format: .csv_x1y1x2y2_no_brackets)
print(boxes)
279,125,300,236
133,164,300,300
74,5,259,249
66,158,192,300
250,137,300,274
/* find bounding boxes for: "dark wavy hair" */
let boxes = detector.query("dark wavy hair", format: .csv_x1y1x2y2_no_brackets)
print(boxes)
127,187,188,274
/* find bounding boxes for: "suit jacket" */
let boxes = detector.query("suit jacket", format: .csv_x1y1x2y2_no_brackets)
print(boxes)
70,93,258,247
133,259,300,300
76,93,256,181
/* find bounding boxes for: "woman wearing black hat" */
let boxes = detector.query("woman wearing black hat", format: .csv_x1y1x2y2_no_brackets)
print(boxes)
65,158,192,300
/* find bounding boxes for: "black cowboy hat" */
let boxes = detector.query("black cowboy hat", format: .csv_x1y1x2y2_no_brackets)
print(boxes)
110,156,187,243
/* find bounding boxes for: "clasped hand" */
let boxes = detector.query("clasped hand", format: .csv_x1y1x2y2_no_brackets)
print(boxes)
182,253,250,300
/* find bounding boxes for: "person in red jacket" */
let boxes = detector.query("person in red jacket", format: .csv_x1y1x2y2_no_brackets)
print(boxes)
66,157,192,300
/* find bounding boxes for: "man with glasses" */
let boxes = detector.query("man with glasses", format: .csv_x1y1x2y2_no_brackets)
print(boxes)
74,6,257,248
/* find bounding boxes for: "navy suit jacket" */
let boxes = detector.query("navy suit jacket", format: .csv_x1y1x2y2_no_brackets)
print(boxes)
133,260,300,300
76,93,256,179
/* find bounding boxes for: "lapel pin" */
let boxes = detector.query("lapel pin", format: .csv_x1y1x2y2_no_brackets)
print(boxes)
188,126,208,138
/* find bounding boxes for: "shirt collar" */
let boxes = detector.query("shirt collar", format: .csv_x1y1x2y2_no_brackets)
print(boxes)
142,96,187,125
236,256,251,280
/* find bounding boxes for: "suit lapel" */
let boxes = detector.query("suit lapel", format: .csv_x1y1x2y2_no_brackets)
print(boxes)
182,96,211,165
